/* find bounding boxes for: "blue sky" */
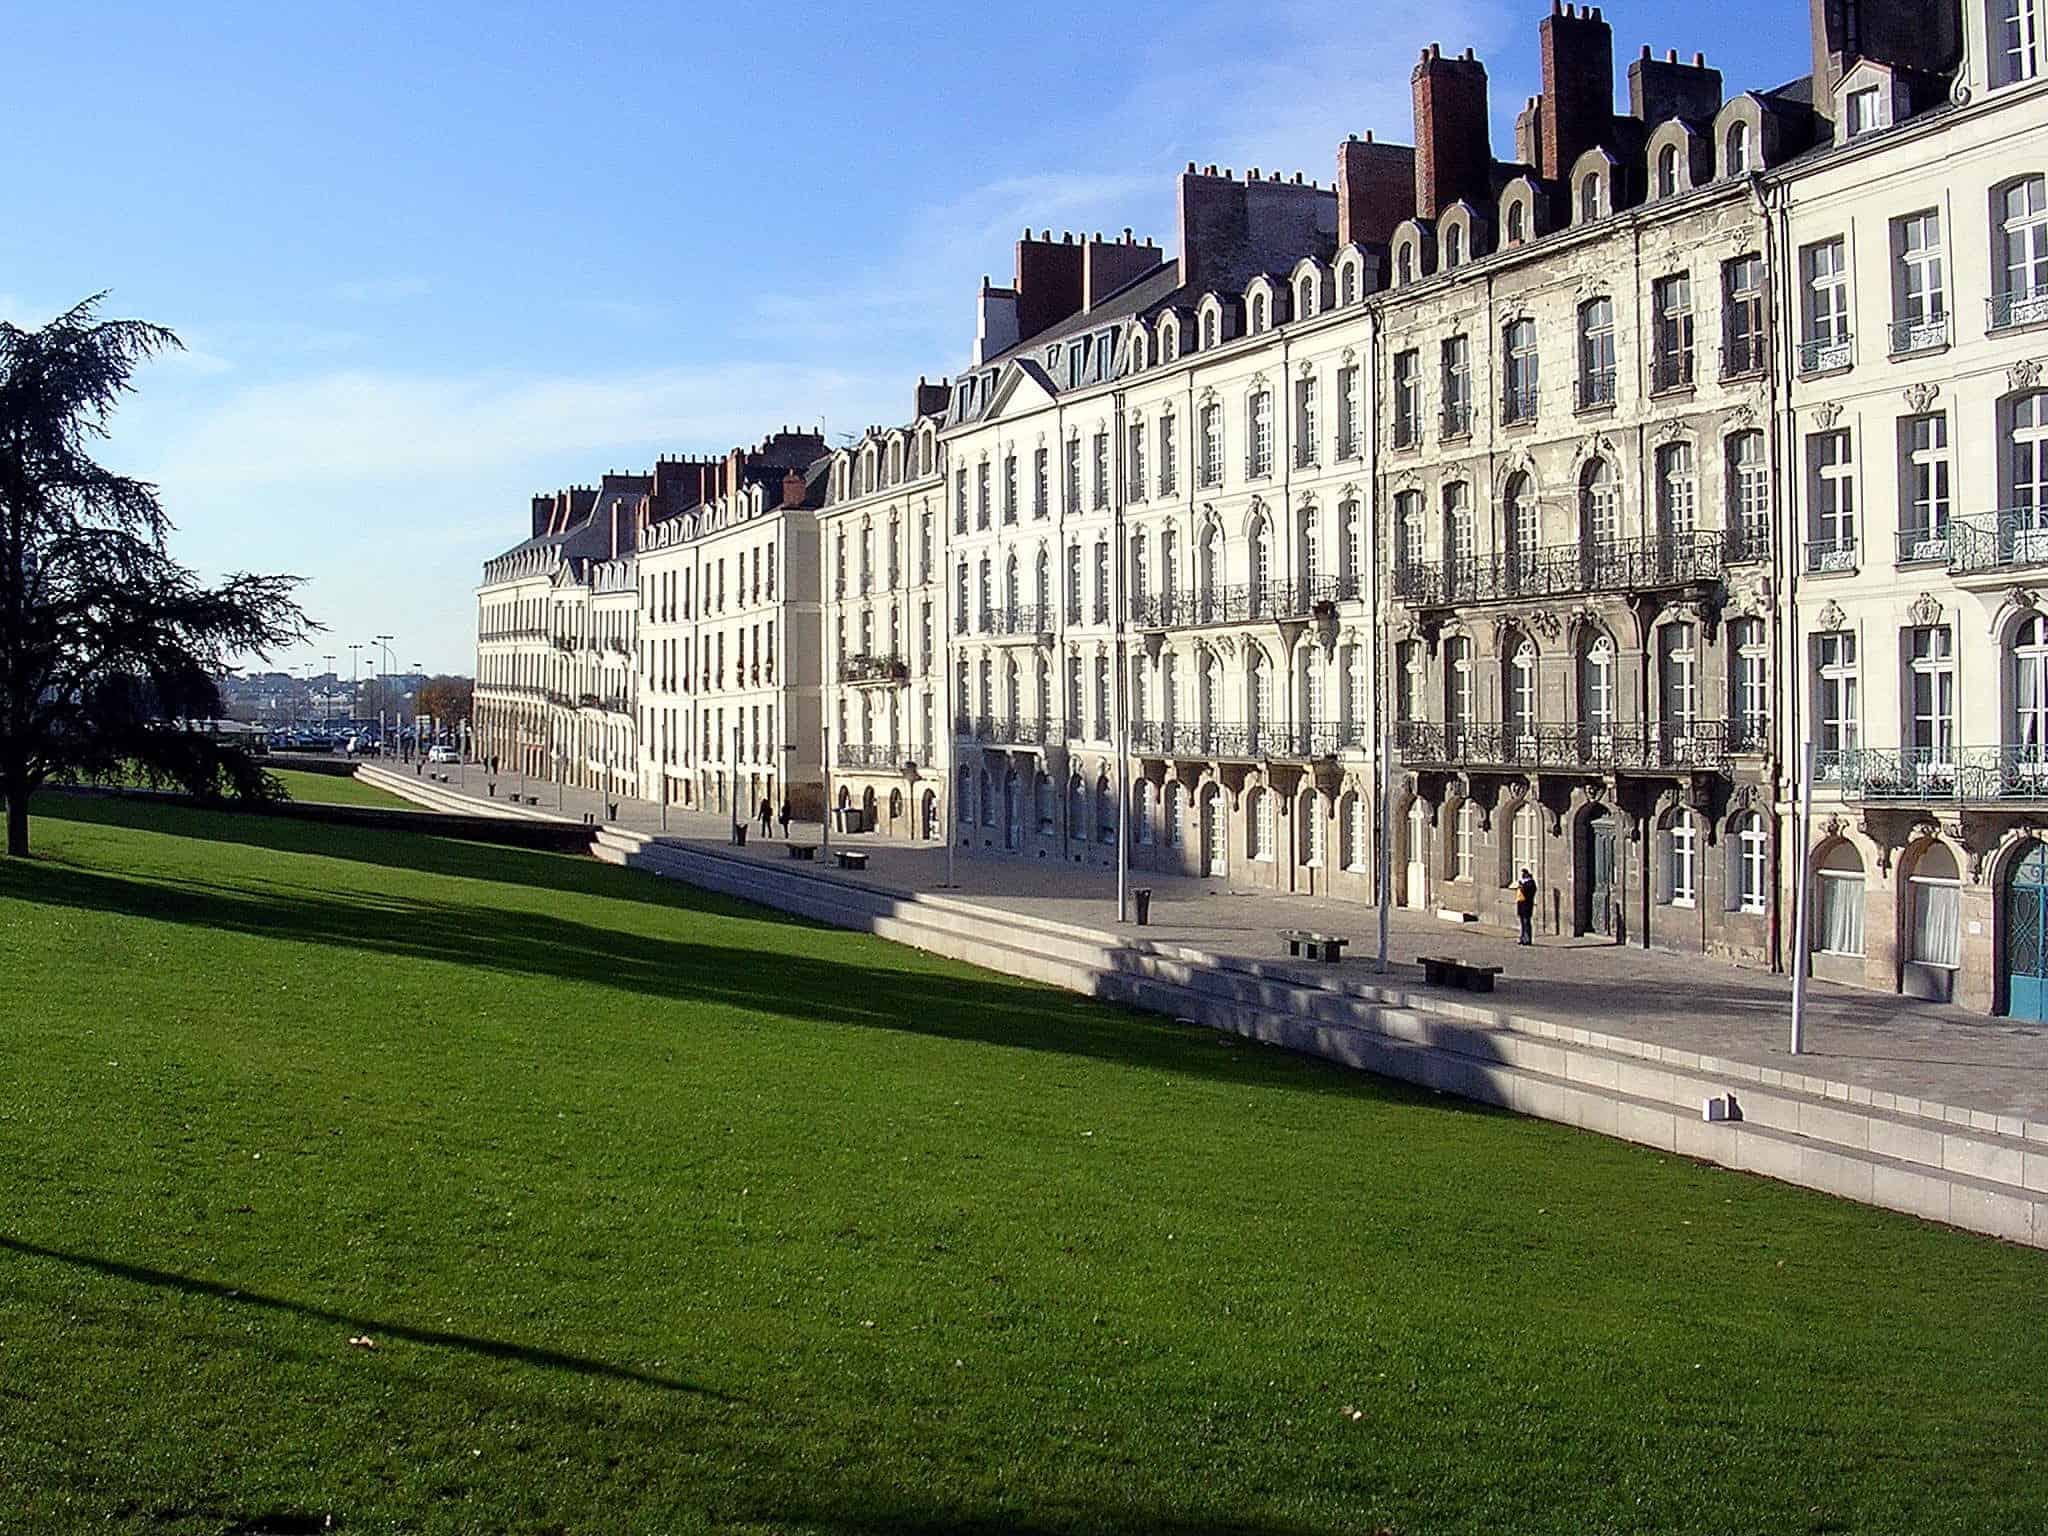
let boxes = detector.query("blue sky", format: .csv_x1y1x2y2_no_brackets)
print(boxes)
1,0,1800,676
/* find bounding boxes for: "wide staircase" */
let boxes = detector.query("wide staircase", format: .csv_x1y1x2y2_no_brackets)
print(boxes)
355,763,573,822
593,825,2048,1249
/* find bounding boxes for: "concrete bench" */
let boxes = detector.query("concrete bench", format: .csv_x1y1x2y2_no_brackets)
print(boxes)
523,795,541,807
1418,955,1505,993
787,843,818,861
1282,929,1350,963
833,850,869,872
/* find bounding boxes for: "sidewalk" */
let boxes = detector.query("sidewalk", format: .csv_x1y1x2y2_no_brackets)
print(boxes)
378,764,2048,1129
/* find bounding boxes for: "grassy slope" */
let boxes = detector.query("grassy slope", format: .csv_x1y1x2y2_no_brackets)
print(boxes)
0,796,2042,1536
269,766,416,809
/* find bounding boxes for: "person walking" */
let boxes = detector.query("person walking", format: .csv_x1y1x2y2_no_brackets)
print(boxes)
1515,867,1538,945
758,797,773,838
778,800,792,839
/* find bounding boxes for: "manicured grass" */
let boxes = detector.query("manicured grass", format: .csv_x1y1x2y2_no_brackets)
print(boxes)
1,796,2043,1535
269,765,416,809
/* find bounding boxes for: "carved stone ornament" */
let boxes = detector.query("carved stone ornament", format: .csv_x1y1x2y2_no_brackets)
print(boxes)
1906,592,1944,628
1532,610,1563,640
2008,585,2041,615
1902,381,1940,413
1393,470,1421,493
1822,815,1847,839
1575,433,1617,469
1723,403,1757,431
1811,401,1844,429
1341,346,1356,365
1730,783,1758,812
1211,634,1238,661
2012,358,2044,392
1298,359,1315,378
1489,615,1522,649
1653,418,1688,445
1817,599,1848,631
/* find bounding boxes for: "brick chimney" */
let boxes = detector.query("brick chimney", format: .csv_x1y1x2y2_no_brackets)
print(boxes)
1082,230,1164,309
531,494,553,540
1014,231,1086,344
782,469,808,509
1412,44,1491,222
1629,47,1723,124
1539,3,1614,183
915,376,951,418
1336,132,1417,249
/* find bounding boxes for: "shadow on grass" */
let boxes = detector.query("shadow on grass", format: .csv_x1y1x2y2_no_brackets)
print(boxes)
2,820,1479,1114
0,1235,731,1399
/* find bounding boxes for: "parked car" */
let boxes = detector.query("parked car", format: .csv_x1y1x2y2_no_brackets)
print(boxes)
427,745,459,764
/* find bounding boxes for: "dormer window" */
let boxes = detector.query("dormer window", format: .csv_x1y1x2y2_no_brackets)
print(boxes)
1131,331,1147,371
1579,174,1605,222
1726,120,1752,175
1250,293,1268,333
1657,144,1679,197
1396,245,1413,286
1444,225,1463,269
1506,200,1526,244
1340,262,1357,305
1845,86,1883,137
1298,276,1315,318
1203,310,1218,349
1161,321,1178,363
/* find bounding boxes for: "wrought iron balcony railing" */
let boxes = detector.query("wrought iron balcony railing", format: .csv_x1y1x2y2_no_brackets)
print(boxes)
1897,526,1951,566
1799,334,1854,374
1946,508,2048,576
1651,349,1696,393
1128,719,1365,759
1394,718,1742,773
1720,333,1766,378
1989,289,2048,332
835,741,913,770
1130,575,1358,629
1440,402,1472,438
1890,313,1951,355
1821,744,2048,802
838,653,910,685
955,714,1056,746
1501,385,1539,425
1575,371,1616,411
978,605,1052,638
1805,535,1858,575
1392,530,1735,606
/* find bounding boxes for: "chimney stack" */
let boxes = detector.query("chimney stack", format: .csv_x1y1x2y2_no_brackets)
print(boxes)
1412,43,1491,222
1538,2,1614,183
1336,131,1418,249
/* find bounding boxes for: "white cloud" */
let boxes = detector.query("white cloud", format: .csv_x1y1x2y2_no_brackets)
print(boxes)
151,360,905,492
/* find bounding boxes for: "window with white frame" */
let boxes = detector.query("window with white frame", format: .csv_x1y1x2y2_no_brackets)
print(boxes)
1999,178,2048,330
1900,414,1951,558
1581,458,1619,551
1808,430,1857,570
1995,0,2042,86
1453,800,1477,883
1002,454,1018,523
1443,481,1473,575
1660,622,1699,731
1506,640,1538,743
1731,617,1768,748
1093,539,1110,625
1392,350,1420,447
1578,297,1616,407
1801,238,1852,370
1657,441,1697,538
1814,631,1860,762
1726,120,1752,176
1907,623,1956,768
1844,86,1883,137
1652,273,1694,389
1580,633,1616,735
1444,224,1464,269
1507,198,1527,244
1338,365,1361,458
1579,172,1605,222
1343,793,1367,870
1396,490,1424,573
1892,211,1946,349
1127,423,1146,504
1512,803,1539,877
1340,499,1362,590
1158,415,1177,496
1065,544,1081,625
1199,403,1223,487
1441,334,1471,434
1729,430,1769,552
1033,448,1049,519
2013,613,2048,758
1735,814,1769,915
1665,811,1698,906
954,561,968,634
1909,842,1962,968
976,461,991,530
1503,318,1539,421
1092,431,1110,510
1299,275,1316,320
1248,391,1274,478
1723,253,1765,375
1815,840,1867,956
1249,786,1274,860
1304,790,1326,867
1294,375,1318,467
1656,143,1680,198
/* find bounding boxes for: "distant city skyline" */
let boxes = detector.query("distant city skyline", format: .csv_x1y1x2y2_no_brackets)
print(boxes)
1,0,1804,675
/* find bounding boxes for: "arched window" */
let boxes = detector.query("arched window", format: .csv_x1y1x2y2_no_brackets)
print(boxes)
1248,516,1272,609
1657,143,1680,198
1512,802,1540,877
1579,633,1616,737
1661,621,1699,733
1726,120,1752,176
1004,552,1020,616
1580,458,1619,553
1249,786,1274,861
1452,800,1478,883
1067,774,1086,841
1034,546,1052,617
1303,790,1326,867
1506,199,1526,244
1909,842,1962,967
1443,481,1473,573
1814,840,1867,957
1506,639,1538,742
1445,224,1463,269
1202,309,1218,349
1165,781,1186,848
1731,812,1769,914
1340,262,1358,306
1999,177,2048,312
1136,779,1158,847
1199,521,1222,605
1248,647,1273,741
1579,173,1604,222
1298,276,1315,319
1035,772,1053,835
1663,810,1699,906
1130,331,1147,371
1503,473,1537,585
1657,441,1697,538
1250,292,1267,333
1341,792,1367,870
1397,243,1413,286
1096,772,1115,845
2012,612,2048,755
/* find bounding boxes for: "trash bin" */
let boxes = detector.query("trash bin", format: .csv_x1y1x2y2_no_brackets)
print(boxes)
606,801,619,821
733,825,748,847
1133,888,1152,925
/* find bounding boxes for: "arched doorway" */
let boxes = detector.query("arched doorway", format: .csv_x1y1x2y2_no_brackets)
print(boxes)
1200,784,1227,878
1004,769,1022,851
920,789,938,841
1403,800,1429,908
1577,806,1618,938
2006,841,2048,1020
860,786,877,833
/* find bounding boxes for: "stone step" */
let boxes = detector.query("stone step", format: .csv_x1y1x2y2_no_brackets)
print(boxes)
587,830,2048,1247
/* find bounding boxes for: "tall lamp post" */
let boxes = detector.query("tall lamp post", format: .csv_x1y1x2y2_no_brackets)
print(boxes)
321,656,335,724
372,634,395,755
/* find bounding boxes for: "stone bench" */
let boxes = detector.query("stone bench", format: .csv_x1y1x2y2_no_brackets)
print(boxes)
1282,929,1350,963
787,843,818,861
1418,955,1505,993
833,850,869,872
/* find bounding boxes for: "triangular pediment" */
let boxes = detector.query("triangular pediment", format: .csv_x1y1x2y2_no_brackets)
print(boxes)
982,360,1059,423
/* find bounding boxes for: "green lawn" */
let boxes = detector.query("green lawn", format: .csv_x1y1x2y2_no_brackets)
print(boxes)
1,796,2043,1536
269,765,416,809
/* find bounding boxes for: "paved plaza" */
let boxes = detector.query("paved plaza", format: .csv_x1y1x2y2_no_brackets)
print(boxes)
393,760,2048,1127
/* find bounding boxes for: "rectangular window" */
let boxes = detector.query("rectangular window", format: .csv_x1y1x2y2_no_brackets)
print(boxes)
1731,618,1768,749
1065,546,1081,625
1503,319,1538,422
1065,439,1081,512
1669,817,1697,906
1578,298,1616,408
1891,211,1947,353
1248,392,1274,477
1294,375,1318,467
1652,273,1694,391
1127,423,1146,502
1814,631,1860,762
1801,238,1852,372
1392,350,1420,447
976,461,991,529
1998,0,2042,85
1199,403,1223,487
1808,430,1858,571
1907,624,1956,767
1002,454,1018,523
919,511,932,583
1158,417,1177,495
1845,86,1883,137
1722,253,1765,376
1337,365,1361,458
1092,431,1110,509
1899,413,1951,561
1440,336,1470,435
1033,448,1049,518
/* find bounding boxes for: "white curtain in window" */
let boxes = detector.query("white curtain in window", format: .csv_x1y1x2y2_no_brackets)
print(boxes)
1911,879,1961,967
1816,873,1866,956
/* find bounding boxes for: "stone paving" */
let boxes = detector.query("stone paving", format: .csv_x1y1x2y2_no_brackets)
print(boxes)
386,762,2048,1125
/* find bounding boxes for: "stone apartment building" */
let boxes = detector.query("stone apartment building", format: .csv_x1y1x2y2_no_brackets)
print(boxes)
476,1,2045,1020
816,384,951,841
1776,0,2048,1016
